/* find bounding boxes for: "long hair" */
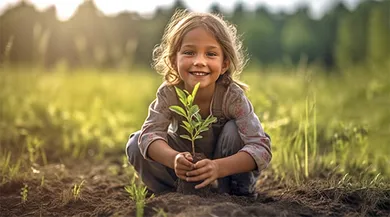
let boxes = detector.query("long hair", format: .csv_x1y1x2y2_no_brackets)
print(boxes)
152,9,248,90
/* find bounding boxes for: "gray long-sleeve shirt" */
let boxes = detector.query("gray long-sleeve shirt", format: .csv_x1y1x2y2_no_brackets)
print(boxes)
138,81,272,172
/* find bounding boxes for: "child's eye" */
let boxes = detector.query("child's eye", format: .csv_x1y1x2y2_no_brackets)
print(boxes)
207,52,217,57
183,51,195,55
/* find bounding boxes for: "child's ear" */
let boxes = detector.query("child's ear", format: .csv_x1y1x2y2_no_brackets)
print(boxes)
221,59,230,74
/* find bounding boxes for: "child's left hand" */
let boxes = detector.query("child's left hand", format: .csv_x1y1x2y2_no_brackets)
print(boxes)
185,159,220,189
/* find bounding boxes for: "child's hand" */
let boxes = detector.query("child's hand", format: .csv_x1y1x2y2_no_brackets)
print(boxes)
185,159,220,189
174,152,194,180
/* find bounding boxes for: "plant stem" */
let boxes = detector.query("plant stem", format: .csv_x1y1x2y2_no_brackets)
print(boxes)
191,140,195,156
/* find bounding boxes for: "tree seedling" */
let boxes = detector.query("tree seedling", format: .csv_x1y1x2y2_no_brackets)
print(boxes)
169,82,217,156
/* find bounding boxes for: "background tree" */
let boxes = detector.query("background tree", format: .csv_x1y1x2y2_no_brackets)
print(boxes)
366,1,390,64
1,0,388,71
281,6,316,64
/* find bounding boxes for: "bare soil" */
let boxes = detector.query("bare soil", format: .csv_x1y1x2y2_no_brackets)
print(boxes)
1,156,389,217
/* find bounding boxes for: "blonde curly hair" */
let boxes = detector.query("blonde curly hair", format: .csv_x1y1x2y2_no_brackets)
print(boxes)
152,9,248,90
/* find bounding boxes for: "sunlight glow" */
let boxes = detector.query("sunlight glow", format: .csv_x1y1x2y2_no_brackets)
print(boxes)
0,0,361,21
28,0,82,21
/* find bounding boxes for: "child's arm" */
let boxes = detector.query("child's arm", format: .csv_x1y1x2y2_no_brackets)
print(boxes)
213,151,256,177
138,84,194,180
138,84,173,160
227,85,272,172
147,139,179,168
186,84,272,188
148,139,194,180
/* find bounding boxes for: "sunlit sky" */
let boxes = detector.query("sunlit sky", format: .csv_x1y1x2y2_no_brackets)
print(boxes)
0,0,360,21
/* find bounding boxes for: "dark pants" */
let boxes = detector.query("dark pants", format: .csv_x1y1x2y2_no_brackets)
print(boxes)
125,120,259,195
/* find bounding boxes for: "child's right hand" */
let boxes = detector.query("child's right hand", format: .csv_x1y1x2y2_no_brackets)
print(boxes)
174,152,194,180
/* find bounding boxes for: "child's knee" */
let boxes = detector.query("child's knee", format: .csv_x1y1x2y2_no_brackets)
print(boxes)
219,120,242,148
125,131,142,163
220,120,239,138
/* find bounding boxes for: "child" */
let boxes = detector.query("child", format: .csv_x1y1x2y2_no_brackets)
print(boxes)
126,10,272,198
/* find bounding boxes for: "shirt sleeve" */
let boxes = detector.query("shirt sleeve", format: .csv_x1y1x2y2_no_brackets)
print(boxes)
225,84,272,172
138,84,173,160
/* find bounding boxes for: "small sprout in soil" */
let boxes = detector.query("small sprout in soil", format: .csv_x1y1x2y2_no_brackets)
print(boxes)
153,207,168,217
20,183,28,203
72,180,85,200
169,82,217,155
40,175,45,187
125,176,154,217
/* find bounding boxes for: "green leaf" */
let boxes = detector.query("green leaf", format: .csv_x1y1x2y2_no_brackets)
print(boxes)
195,135,203,140
199,127,209,133
180,134,192,141
194,113,202,122
204,116,217,126
195,121,202,128
174,86,187,103
189,105,200,117
191,82,200,99
183,120,192,129
179,97,187,107
187,95,193,106
191,119,197,128
169,105,187,117
183,89,190,96
180,124,192,134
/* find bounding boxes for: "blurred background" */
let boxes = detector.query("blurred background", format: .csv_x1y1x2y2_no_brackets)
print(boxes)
0,0,388,70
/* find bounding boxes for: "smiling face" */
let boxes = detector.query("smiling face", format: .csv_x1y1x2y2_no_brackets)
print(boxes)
174,27,229,94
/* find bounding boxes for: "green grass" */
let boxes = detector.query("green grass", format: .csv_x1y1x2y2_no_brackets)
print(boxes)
242,62,390,184
0,63,389,187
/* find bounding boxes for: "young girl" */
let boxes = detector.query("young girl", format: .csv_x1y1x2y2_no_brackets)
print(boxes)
126,10,272,198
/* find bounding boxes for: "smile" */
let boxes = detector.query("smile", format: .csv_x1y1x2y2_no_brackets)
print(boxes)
190,71,210,76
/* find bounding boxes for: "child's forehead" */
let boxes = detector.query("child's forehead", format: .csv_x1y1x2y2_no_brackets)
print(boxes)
181,27,218,42
179,28,221,49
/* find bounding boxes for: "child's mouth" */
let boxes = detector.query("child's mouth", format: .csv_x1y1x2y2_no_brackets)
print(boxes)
190,71,210,76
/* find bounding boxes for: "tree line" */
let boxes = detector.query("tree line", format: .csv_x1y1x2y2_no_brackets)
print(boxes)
0,0,389,70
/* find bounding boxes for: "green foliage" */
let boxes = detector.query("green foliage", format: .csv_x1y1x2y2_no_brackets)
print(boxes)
0,152,21,184
72,180,85,200
1,0,389,69
242,62,390,184
20,184,28,203
124,175,154,217
169,83,217,155
153,207,168,217
367,3,390,63
0,70,157,167
281,12,316,63
1,63,389,188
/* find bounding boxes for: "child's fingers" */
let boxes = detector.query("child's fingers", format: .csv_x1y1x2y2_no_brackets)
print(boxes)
179,158,194,169
175,170,188,180
183,153,193,162
176,152,194,169
195,178,213,189
175,163,193,171
193,159,209,169
186,172,210,182
186,166,208,177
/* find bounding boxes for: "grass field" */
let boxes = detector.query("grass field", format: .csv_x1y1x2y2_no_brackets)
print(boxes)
1,63,389,216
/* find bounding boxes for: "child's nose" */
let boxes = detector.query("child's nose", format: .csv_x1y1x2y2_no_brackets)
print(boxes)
193,55,206,67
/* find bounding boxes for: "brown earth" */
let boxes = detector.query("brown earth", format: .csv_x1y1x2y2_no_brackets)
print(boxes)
1,157,389,217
